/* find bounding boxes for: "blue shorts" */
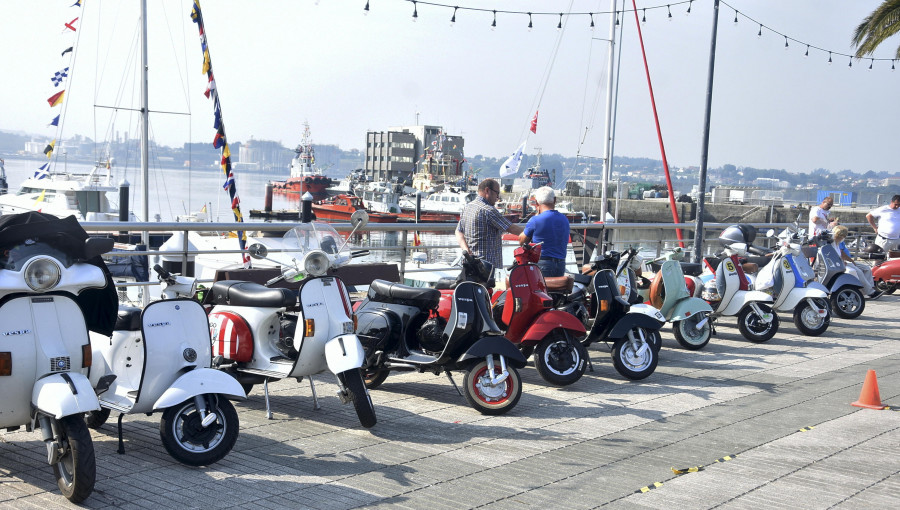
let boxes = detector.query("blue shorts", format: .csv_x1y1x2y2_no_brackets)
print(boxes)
537,258,566,278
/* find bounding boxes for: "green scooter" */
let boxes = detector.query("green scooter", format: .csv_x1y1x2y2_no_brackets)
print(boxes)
645,250,714,350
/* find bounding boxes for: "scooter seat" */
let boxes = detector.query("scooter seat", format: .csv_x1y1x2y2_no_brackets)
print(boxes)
544,275,574,293
679,262,703,276
115,306,143,331
571,272,592,286
368,279,441,310
209,280,297,308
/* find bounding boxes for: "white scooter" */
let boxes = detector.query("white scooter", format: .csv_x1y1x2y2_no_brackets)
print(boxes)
752,228,831,336
87,265,245,466
207,211,376,428
0,212,113,503
701,225,780,343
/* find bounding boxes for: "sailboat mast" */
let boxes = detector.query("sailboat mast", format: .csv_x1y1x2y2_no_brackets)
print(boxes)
140,0,150,304
600,0,617,237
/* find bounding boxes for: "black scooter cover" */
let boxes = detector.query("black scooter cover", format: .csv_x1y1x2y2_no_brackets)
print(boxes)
0,212,117,336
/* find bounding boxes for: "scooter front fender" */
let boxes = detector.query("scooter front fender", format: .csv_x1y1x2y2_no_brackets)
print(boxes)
666,298,713,322
721,291,773,317
32,373,101,419
458,336,526,369
607,313,665,340
324,335,366,374
153,368,246,411
520,310,586,344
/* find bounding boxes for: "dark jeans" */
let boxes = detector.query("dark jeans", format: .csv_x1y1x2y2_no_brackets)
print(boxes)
537,258,565,277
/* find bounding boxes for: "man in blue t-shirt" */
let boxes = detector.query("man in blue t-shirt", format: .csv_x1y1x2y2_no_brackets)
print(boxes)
518,186,570,277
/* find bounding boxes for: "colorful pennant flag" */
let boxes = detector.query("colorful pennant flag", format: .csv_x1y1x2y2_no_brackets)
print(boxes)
530,110,539,134
61,46,73,57
192,0,249,267
64,17,79,32
48,114,60,127
413,232,422,247
47,90,65,107
51,67,69,87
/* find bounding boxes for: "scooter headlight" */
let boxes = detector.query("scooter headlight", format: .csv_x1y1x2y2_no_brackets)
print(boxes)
24,257,61,291
303,250,330,276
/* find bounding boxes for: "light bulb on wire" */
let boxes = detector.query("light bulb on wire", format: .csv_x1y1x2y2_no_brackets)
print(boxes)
491,10,496,30
412,1,417,22
686,0,692,15
364,1,369,15
667,5,672,21
527,12,533,31
642,9,646,24
590,13,594,30
557,13,562,30
450,6,457,27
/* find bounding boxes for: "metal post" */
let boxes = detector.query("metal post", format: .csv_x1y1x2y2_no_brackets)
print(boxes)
139,0,150,306
599,0,618,251
692,0,720,264
399,229,408,282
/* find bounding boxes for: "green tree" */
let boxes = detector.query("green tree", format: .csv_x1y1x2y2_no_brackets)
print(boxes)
852,1,900,57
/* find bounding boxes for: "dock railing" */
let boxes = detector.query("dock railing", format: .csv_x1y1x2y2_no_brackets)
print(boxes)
81,220,876,295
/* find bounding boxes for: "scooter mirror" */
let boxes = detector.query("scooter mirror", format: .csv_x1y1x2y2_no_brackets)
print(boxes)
766,229,775,238
350,210,369,229
248,243,268,259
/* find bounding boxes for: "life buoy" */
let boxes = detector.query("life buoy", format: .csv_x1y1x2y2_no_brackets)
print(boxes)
304,177,312,184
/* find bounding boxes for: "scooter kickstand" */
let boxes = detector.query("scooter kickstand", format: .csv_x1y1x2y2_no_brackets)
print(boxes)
116,413,126,454
264,378,273,420
308,376,321,410
445,370,463,397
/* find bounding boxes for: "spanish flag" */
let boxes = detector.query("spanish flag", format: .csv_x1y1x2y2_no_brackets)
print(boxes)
47,90,65,107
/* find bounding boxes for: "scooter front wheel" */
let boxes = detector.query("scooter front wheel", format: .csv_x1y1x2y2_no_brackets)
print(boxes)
737,304,779,343
793,299,830,336
673,315,711,350
340,368,377,429
84,408,111,429
831,286,865,319
534,332,588,386
611,330,658,380
160,395,239,466
52,415,96,503
463,359,522,415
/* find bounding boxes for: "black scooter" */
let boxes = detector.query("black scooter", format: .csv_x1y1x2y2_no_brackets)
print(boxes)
355,279,526,415
581,258,665,380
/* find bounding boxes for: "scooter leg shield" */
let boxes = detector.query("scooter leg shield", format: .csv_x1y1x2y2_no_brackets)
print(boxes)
32,373,101,419
152,368,247,410
458,337,527,369
324,335,366,374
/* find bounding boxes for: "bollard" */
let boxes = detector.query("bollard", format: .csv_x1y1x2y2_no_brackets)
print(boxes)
118,179,130,236
301,191,314,223
264,182,273,213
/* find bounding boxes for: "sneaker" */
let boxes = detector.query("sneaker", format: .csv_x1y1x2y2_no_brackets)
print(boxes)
867,290,884,300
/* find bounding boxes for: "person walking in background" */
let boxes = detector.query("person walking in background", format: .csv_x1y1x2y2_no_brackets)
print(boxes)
809,196,838,239
865,194,900,254
456,178,523,269
518,186,570,277
832,225,881,299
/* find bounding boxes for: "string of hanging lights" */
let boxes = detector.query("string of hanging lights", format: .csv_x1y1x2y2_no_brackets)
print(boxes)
360,0,896,70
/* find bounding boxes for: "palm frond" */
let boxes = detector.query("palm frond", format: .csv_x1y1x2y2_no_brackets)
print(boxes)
852,0,900,58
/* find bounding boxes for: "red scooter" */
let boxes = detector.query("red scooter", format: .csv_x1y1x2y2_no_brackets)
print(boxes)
860,243,900,294
437,246,588,386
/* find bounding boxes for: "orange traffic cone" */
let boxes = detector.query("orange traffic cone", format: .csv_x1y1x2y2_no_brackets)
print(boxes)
851,369,885,410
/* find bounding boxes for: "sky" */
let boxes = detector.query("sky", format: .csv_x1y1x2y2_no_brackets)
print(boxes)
1,0,898,175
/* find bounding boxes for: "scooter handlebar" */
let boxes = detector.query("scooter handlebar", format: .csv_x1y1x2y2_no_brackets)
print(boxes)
153,264,174,281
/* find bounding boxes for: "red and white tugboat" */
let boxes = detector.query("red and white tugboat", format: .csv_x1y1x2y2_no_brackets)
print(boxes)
271,122,332,198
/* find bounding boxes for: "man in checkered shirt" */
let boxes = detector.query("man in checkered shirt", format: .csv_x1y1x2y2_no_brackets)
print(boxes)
455,178,523,268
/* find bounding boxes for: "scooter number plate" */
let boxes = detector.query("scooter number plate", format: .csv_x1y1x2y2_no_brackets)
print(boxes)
342,321,353,334
457,312,468,329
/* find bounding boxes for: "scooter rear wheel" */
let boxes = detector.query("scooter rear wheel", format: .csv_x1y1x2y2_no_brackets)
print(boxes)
463,359,522,415
340,368,377,428
363,368,389,390
831,286,865,319
534,331,588,386
673,315,711,350
159,395,239,466
52,415,96,503
793,299,830,336
875,280,897,294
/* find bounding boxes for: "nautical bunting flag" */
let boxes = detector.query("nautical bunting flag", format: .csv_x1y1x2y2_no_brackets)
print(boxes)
64,17,79,32
48,114,60,127
71,1,82,7
44,140,56,158
499,140,527,177
61,46,73,57
51,67,69,87
191,0,250,267
530,110,539,134
34,163,50,179
47,90,65,107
